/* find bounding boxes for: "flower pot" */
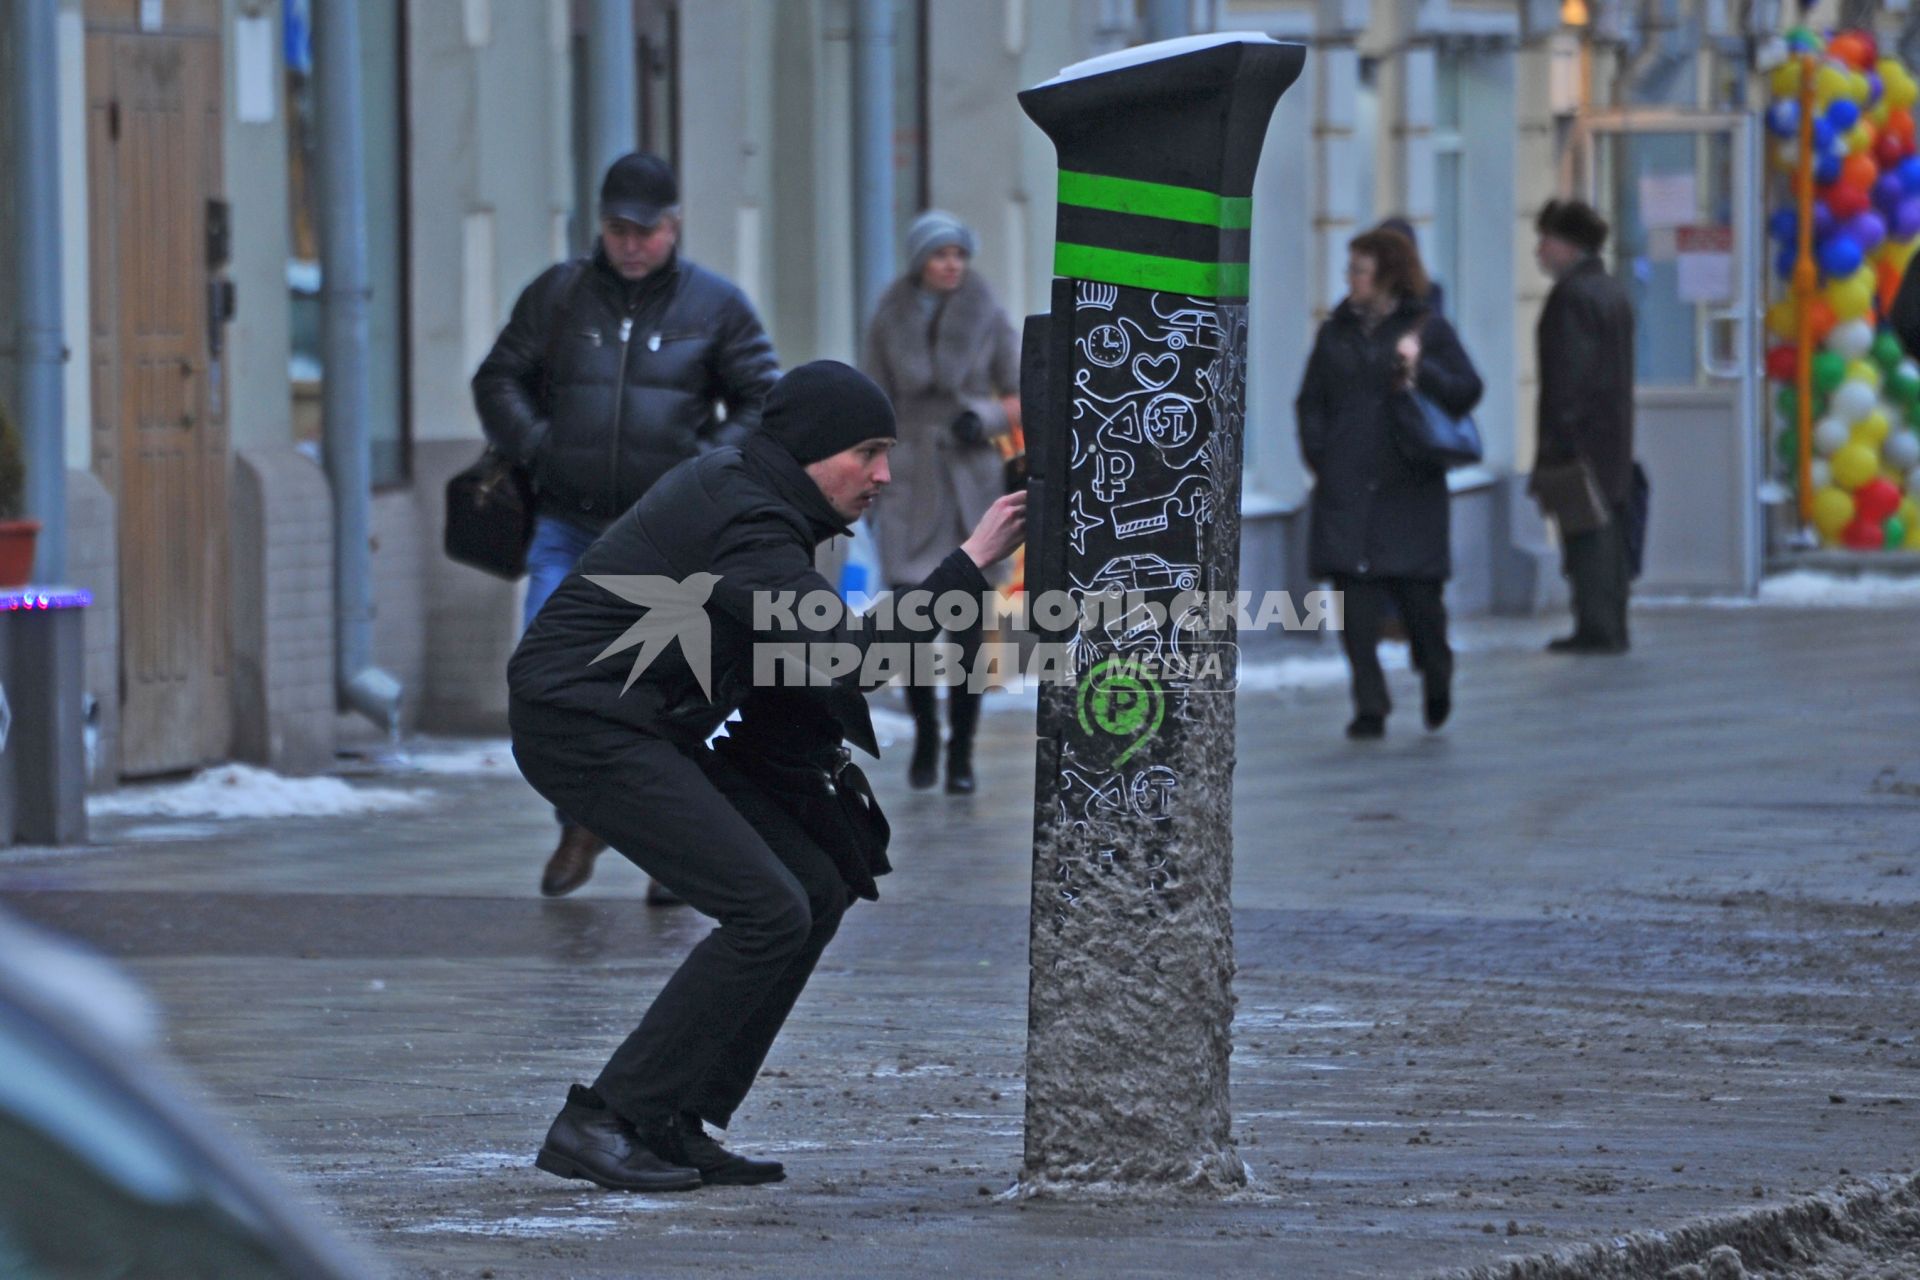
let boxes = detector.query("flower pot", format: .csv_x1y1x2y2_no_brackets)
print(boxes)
0,519,41,589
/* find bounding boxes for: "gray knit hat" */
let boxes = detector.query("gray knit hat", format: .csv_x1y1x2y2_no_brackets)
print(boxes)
906,210,976,275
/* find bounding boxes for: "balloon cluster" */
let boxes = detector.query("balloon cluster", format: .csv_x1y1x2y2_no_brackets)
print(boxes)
1761,26,1920,551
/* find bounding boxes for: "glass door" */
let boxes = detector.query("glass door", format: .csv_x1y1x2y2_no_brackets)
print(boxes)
1581,110,1761,595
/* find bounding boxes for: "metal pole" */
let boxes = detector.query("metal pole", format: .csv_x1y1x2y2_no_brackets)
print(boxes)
13,0,67,582
589,0,638,187
851,0,895,328
314,0,402,730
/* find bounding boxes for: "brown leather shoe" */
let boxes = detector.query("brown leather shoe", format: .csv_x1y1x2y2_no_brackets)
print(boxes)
540,824,607,898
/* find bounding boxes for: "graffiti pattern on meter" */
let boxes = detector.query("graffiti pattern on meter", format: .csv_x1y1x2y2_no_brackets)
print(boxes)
1067,286,1236,606
1047,739,1182,926
1043,282,1251,927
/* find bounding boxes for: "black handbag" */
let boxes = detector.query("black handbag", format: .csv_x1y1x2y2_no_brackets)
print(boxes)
444,262,588,580
444,449,535,580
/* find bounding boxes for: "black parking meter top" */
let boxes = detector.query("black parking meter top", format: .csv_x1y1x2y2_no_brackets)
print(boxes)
1019,35,1305,302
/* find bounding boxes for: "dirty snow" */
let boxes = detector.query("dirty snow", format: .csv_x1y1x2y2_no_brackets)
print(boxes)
88,764,431,820
1643,570,1920,609
383,739,518,776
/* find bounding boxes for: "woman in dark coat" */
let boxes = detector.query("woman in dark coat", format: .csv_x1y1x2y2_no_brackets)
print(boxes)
1296,228,1483,739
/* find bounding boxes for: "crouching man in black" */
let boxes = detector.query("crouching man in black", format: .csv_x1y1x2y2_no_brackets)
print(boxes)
508,361,1026,1191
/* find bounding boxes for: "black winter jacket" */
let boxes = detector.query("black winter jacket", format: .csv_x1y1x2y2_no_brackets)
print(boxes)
507,433,989,747
1297,297,1483,582
1536,256,1636,504
472,247,779,530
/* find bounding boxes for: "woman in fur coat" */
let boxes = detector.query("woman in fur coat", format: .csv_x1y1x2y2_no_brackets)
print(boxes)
861,210,1020,794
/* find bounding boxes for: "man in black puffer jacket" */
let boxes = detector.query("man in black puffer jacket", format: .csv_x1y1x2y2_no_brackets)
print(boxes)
473,152,779,898
510,361,1026,1193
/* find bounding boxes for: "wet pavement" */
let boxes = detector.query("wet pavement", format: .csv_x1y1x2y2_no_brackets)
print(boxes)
6,603,1920,1278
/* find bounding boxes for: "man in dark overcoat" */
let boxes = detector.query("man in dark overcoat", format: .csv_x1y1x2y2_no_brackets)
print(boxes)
1535,198,1637,654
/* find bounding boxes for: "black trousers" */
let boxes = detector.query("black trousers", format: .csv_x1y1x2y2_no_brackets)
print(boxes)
513,717,851,1130
1330,575,1451,720
1562,506,1631,647
893,582,984,736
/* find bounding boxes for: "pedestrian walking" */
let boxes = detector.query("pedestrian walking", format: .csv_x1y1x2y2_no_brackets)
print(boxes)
1533,198,1636,654
471,152,779,899
862,210,1021,794
1297,228,1483,739
508,361,1026,1192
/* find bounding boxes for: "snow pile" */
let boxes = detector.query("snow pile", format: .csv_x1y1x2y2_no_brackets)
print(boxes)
89,764,431,820
1643,570,1920,609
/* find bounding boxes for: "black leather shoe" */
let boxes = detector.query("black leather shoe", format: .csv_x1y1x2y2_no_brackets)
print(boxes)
534,1085,702,1192
1548,634,1628,655
540,825,607,898
1345,714,1385,740
659,1112,786,1186
908,725,940,790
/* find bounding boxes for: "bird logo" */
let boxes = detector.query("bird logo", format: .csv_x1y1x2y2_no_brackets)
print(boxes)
584,573,722,699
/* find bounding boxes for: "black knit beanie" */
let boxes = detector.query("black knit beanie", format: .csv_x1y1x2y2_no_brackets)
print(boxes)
1536,199,1609,254
759,361,897,465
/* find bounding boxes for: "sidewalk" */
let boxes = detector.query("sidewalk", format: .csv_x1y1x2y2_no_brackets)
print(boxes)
5,601,1920,1278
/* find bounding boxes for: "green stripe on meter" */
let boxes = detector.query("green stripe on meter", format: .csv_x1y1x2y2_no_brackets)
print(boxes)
1058,170,1252,230
1053,243,1249,298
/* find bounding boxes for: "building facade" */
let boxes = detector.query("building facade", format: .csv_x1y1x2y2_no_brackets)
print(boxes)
0,0,1907,788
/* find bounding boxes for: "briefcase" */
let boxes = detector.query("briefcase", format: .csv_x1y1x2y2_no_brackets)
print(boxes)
1529,459,1611,536
444,448,535,580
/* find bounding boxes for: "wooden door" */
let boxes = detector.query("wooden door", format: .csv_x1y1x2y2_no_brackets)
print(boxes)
86,14,231,776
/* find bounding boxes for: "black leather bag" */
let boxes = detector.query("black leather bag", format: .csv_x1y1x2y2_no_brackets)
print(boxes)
1391,389,1484,470
713,734,893,901
444,449,535,580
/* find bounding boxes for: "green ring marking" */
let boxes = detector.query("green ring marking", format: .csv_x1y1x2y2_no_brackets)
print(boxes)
1076,658,1166,768
1058,170,1252,230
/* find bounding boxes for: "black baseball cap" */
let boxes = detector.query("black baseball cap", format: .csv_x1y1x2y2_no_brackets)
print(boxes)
600,152,679,227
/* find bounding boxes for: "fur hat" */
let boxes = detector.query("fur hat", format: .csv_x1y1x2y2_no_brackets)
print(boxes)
1536,199,1610,254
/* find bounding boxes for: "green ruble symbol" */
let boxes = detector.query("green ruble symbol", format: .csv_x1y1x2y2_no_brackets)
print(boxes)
1076,657,1165,767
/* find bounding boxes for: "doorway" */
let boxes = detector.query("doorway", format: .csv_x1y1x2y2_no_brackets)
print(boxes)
85,2,232,775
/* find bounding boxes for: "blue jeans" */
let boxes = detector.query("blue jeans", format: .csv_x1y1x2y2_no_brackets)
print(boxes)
523,515,601,828
523,514,601,633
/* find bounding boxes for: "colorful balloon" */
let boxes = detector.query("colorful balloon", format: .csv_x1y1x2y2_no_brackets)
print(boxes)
1854,409,1891,447
1814,416,1851,456
1813,486,1856,538
1829,99,1862,132
1827,273,1876,321
1849,211,1888,254
1813,350,1849,394
1895,197,1920,241
1811,458,1834,491
1874,173,1907,215
1844,153,1881,193
1833,441,1881,488
1819,236,1866,278
1886,516,1908,549
1883,428,1920,471
1873,330,1905,368
1829,319,1875,359
1857,476,1902,521
1843,514,1886,549
1765,344,1798,382
1826,181,1871,221
1845,359,1883,391
1834,381,1879,423
1767,100,1800,137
